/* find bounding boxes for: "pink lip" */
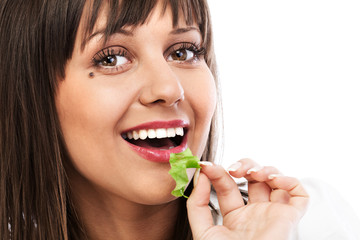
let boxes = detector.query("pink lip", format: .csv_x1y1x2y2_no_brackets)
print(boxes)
122,119,188,133
122,120,189,163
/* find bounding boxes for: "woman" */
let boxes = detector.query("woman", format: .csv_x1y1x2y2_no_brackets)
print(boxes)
0,0,308,239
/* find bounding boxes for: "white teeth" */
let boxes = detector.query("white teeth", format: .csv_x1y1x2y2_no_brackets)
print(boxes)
127,131,133,139
133,131,139,140
124,127,185,140
156,128,167,138
139,129,148,140
175,127,184,136
147,129,156,139
167,128,176,137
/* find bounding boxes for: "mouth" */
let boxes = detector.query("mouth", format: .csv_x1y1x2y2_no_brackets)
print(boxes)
122,127,186,150
121,121,188,162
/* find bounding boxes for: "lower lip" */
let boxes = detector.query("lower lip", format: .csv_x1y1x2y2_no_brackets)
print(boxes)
125,135,188,163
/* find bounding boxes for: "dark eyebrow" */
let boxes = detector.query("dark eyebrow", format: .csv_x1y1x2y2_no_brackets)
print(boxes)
170,26,200,35
81,27,199,50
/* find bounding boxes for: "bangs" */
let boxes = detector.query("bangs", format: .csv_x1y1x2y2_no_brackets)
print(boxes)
81,0,209,48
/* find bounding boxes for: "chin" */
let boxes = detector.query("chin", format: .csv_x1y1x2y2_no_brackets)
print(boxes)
131,190,179,206
132,173,195,206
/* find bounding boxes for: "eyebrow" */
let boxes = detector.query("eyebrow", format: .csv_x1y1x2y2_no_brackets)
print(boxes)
82,26,200,49
170,26,200,35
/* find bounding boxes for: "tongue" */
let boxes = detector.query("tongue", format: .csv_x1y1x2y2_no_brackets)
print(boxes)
134,138,176,150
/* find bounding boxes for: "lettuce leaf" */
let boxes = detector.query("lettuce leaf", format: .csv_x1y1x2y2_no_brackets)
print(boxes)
168,148,201,198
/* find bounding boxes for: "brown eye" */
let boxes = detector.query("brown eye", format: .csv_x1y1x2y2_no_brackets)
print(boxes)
168,49,194,61
171,49,187,61
98,55,129,68
93,46,132,71
101,56,117,66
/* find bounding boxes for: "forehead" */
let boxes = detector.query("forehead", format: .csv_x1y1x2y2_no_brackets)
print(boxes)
80,0,205,48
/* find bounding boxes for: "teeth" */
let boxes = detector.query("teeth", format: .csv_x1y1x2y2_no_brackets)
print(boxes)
133,131,139,140
127,131,133,139
175,127,184,136
139,130,147,140
124,127,185,140
148,129,156,139
155,128,167,138
167,128,176,137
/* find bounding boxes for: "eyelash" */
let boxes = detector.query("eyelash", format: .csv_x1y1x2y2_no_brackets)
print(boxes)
165,42,206,63
91,42,206,74
92,47,131,73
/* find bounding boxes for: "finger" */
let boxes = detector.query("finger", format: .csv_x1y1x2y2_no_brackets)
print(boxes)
187,172,214,238
246,166,285,203
267,175,309,214
227,158,261,179
270,189,291,204
200,163,244,217
246,166,282,183
248,182,271,203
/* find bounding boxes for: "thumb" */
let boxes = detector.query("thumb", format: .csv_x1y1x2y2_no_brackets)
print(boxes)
187,172,214,239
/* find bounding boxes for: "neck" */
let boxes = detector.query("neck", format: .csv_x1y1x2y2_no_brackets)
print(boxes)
82,199,181,240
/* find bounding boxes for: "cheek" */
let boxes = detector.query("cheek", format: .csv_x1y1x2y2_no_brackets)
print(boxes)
57,83,121,135
57,68,139,128
182,67,217,155
186,68,217,121
55,73,136,165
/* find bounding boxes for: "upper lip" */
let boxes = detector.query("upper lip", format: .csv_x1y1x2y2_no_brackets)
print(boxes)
121,119,189,134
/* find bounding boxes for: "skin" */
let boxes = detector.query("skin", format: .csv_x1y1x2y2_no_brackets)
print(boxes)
189,159,309,240
56,2,215,240
56,1,309,240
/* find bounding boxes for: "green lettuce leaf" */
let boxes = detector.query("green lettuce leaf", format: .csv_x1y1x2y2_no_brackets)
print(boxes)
168,148,201,198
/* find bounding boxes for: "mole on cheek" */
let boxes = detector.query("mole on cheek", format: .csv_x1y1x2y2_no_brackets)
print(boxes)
89,72,95,78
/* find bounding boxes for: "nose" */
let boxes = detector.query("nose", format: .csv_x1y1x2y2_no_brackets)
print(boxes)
139,60,185,107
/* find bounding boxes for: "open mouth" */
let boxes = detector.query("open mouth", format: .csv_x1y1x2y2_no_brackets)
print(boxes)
122,127,187,150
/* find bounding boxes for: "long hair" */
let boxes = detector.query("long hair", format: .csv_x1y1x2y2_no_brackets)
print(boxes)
0,0,220,239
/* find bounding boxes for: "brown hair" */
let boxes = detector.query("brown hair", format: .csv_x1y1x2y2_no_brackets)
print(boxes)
0,0,220,239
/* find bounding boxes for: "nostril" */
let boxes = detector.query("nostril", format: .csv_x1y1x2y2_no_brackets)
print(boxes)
150,97,182,107
139,76,184,107
152,99,166,104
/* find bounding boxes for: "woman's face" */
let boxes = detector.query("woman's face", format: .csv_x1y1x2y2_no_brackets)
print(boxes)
56,3,216,204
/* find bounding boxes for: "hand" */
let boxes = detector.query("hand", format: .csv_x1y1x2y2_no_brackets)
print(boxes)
187,159,309,240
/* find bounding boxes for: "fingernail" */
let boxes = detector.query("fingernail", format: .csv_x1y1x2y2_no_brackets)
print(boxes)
247,166,264,174
227,162,242,172
199,161,213,166
268,174,283,180
193,168,200,187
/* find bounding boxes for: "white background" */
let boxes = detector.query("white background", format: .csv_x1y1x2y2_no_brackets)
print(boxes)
208,0,360,219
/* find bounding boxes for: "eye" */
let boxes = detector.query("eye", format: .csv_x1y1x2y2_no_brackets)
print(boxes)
168,49,194,61
92,46,132,73
166,42,205,63
100,55,128,68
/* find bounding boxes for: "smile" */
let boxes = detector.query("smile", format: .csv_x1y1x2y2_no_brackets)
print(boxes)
121,120,188,162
